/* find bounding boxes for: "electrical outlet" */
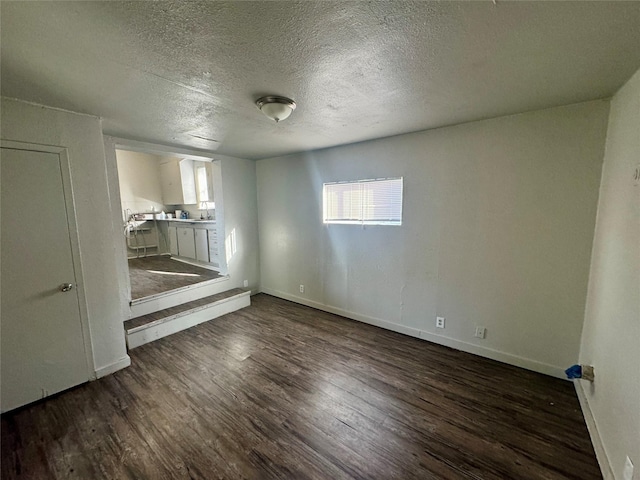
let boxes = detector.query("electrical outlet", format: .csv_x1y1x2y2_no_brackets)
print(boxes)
436,316,445,329
243,280,249,288
623,456,634,480
299,284,305,293
474,327,486,339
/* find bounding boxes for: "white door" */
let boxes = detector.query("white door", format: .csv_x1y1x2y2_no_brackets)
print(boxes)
1,147,89,412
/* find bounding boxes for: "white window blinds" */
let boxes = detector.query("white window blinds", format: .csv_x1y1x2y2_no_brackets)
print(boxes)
196,166,209,202
323,177,403,225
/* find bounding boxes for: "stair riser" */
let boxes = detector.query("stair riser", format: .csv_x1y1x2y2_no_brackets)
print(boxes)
127,294,250,349
129,277,236,319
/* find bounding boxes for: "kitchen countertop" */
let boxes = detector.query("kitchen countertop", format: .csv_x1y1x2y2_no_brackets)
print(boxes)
159,218,216,224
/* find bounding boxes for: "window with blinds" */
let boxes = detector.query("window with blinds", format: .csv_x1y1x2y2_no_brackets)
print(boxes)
322,177,403,225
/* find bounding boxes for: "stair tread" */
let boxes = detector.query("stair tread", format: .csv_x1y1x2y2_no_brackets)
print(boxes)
124,288,247,331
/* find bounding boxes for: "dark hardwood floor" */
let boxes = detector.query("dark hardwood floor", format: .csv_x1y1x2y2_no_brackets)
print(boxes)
1,294,601,479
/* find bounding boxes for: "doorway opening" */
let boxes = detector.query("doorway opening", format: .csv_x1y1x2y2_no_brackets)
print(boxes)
110,141,228,302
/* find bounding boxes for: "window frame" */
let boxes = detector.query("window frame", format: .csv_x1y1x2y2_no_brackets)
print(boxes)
322,177,403,226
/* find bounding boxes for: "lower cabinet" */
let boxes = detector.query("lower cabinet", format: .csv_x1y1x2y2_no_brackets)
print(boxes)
167,222,219,269
177,227,196,259
208,229,219,267
195,228,209,262
168,226,179,256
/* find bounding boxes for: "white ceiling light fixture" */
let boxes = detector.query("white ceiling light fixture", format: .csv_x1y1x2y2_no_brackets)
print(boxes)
256,95,296,123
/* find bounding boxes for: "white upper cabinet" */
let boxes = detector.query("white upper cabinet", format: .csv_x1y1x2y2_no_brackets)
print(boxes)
159,158,197,205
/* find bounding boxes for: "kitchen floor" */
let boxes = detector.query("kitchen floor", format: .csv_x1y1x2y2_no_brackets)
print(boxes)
128,255,221,299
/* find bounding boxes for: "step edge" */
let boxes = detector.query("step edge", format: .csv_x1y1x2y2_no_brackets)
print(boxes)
130,275,230,306
126,295,251,349
126,291,250,334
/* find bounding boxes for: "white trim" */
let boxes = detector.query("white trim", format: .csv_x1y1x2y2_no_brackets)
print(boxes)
126,291,250,349
323,177,403,226
417,331,565,379
1,140,96,380
128,275,239,319
170,255,221,272
103,135,134,320
0,96,101,119
130,275,229,307
108,136,217,161
574,381,614,480
260,287,567,379
94,355,131,379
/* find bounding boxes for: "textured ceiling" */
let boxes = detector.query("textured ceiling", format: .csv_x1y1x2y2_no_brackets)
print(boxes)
2,1,640,160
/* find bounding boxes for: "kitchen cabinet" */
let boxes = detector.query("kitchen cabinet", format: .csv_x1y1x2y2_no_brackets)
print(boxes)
177,227,196,259
159,158,197,205
168,226,178,256
165,220,223,271
195,228,209,262
164,220,219,270
208,228,219,267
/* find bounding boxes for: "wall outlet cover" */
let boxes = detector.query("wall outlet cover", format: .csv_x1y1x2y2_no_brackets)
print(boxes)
436,316,445,329
243,280,249,288
299,284,305,293
474,327,486,339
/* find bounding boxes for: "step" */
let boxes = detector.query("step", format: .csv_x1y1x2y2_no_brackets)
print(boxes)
124,288,250,349
129,276,231,319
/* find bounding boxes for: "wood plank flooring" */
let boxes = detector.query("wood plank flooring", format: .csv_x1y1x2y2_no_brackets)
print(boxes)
1,294,601,479
124,288,247,330
128,255,221,299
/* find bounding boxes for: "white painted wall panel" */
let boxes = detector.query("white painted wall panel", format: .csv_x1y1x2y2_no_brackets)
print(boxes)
218,154,260,290
257,100,609,378
115,150,166,216
579,68,640,480
1,97,130,376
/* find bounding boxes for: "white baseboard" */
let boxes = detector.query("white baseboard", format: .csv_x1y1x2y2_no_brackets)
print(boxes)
94,355,131,379
127,291,250,349
260,288,566,379
574,381,614,480
417,330,565,379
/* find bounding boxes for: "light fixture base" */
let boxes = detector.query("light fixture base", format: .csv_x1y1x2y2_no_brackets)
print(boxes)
256,96,296,123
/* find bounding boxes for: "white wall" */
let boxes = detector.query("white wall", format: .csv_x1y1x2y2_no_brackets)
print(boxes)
578,69,640,480
115,149,167,217
1,97,130,377
257,100,609,378
219,154,260,291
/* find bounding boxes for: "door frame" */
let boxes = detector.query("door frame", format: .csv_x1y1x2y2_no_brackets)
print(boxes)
103,136,227,314
1,140,95,380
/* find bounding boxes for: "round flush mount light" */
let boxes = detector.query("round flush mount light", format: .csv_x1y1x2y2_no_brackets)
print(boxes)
256,95,296,123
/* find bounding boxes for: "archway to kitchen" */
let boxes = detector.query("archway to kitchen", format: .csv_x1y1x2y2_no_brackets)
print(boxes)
106,138,229,304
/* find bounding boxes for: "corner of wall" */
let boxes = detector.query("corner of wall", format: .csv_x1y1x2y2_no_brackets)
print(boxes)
95,355,131,379
574,381,615,480
577,66,640,480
